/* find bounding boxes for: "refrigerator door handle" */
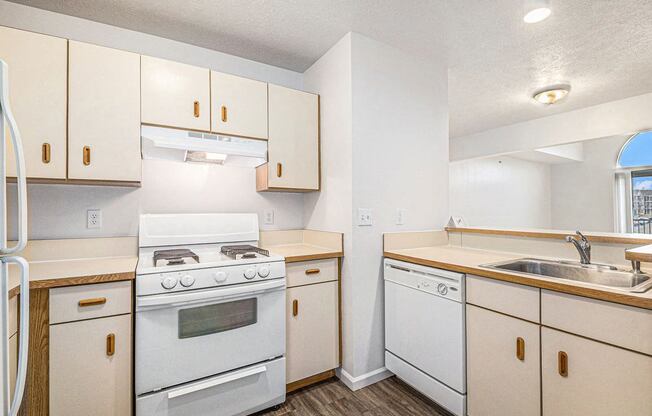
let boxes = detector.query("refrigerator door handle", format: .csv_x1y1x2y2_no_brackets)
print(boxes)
2,257,29,416
0,60,28,255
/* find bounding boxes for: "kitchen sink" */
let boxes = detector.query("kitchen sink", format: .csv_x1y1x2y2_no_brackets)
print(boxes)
482,258,652,293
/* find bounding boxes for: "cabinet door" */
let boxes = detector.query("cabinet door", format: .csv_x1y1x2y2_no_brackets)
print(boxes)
50,314,132,416
141,55,210,131
68,41,141,181
0,26,67,179
8,333,17,402
286,281,338,383
542,327,652,416
466,305,540,416
211,72,267,139
266,84,319,190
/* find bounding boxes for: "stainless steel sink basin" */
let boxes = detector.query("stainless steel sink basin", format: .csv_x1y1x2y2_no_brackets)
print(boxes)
482,258,652,293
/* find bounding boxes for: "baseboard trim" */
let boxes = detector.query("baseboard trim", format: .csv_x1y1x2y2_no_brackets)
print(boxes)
336,367,393,391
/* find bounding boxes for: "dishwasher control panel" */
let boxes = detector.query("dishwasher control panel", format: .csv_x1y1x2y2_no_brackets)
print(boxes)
384,258,464,302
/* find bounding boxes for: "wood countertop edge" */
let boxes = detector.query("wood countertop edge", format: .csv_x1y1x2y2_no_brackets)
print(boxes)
445,226,652,245
284,252,344,263
8,271,136,299
384,251,652,310
625,244,652,263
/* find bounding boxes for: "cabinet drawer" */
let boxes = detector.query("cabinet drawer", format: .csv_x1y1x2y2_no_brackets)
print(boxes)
286,259,337,288
467,275,540,322
541,290,652,355
50,281,132,324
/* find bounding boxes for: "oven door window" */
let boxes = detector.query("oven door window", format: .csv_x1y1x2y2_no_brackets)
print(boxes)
178,298,257,339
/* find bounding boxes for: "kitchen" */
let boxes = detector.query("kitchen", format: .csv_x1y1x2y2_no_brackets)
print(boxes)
0,1,651,416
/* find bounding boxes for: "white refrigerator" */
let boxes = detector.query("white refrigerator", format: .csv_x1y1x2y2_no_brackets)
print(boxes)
0,59,29,416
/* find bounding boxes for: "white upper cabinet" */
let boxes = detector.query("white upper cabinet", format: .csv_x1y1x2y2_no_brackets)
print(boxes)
0,26,67,179
259,84,319,191
141,55,210,131
68,41,141,182
211,72,267,139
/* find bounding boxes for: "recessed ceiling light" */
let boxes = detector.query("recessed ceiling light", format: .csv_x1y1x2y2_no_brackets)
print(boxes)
524,0,552,23
532,84,571,105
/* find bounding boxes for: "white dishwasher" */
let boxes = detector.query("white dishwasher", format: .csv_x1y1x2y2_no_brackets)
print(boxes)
384,258,466,416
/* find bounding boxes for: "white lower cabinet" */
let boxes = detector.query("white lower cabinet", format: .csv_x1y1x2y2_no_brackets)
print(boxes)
50,314,132,416
541,327,652,416
286,280,339,384
466,305,540,416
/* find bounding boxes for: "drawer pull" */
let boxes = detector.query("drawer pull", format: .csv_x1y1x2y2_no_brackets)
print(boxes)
292,299,298,317
305,268,321,275
106,333,115,356
221,105,228,122
42,142,51,163
78,297,107,307
558,351,568,377
194,101,200,118
83,146,91,166
277,162,282,177
516,337,525,361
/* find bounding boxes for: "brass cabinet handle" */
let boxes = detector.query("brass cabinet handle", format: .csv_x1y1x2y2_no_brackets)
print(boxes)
277,163,282,177
78,297,107,307
193,101,200,118
305,269,320,275
221,105,228,122
292,299,298,317
42,143,51,164
83,146,91,166
558,351,568,377
106,333,115,356
516,337,525,361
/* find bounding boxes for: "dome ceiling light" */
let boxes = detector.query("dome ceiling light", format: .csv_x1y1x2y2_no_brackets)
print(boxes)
524,0,552,23
532,84,571,105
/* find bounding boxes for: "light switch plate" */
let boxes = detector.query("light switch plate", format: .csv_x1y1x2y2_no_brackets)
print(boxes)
263,209,275,225
87,209,102,229
357,208,373,226
396,208,407,225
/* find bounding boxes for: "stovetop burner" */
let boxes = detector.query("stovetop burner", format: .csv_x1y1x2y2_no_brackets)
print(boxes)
221,245,269,259
153,248,200,267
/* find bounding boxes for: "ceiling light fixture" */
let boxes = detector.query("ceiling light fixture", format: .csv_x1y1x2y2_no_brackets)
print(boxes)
524,0,552,23
532,84,571,105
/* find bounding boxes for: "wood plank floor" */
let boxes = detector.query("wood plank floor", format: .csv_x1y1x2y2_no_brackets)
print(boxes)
255,376,453,416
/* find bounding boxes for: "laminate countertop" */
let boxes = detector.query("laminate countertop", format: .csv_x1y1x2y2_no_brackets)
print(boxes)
384,245,652,309
8,256,137,299
263,243,343,263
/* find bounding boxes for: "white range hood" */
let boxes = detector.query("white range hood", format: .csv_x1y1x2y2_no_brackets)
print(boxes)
141,125,267,167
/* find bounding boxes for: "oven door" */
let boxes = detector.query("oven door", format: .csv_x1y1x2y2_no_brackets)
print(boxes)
135,278,285,396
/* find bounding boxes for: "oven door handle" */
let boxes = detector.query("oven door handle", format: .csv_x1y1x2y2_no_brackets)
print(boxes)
136,279,285,310
167,365,267,400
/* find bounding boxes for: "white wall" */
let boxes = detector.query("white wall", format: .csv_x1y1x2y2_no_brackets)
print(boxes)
1,1,305,239
550,135,628,232
450,156,552,229
451,92,652,161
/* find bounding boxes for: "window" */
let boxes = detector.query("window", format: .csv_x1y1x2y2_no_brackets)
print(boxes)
617,131,652,234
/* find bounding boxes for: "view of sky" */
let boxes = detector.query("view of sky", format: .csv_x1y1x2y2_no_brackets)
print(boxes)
619,130,652,168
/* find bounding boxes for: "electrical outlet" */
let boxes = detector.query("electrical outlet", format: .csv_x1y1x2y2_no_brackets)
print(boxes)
396,208,407,225
87,209,102,229
264,209,275,225
357,208,373,226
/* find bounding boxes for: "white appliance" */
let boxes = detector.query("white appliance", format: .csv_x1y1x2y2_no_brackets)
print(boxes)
141,125,267,167
135,213,286,416
0,59,29,416
384,258,466,416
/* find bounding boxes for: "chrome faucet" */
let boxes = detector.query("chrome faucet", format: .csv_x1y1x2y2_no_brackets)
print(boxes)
565,231,591,264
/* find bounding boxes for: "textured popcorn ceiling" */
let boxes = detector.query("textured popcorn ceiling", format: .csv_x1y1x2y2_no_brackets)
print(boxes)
9,0,652,137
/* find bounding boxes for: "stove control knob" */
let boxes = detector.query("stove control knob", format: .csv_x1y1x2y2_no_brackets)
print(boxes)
161,276,178,290
180,274,195,287
213,271,228,283
437,283,448,296
244,268,257,280
258,266,270,278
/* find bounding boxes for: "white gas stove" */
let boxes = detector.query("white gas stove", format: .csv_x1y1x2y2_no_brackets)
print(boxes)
135,213,286,416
